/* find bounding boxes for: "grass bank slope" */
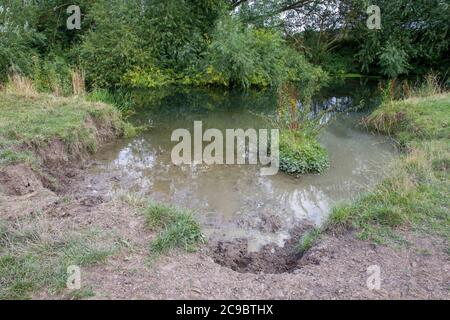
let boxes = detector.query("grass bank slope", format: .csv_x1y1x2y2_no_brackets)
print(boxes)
327,93,449,244
0,91,130,167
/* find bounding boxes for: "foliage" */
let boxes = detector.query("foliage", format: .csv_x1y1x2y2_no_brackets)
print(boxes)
206,15,329,89
0,1,42,81
233,0,449,79
31,55,72,96
77,1,148,89
377,44,410,79
123,14,327,90
355,0,449,78
137,0,225,72
143,202,205,258
279,132,329,174
205,16,286,88
272,83,330,175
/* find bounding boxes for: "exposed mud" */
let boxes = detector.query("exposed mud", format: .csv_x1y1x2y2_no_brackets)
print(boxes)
209,225,314,274
0,164,43,196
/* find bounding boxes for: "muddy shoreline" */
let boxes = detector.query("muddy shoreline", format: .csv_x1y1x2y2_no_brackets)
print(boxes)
1,146,448,300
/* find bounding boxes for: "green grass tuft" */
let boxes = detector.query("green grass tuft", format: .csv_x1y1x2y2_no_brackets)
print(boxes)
296,228,321,254
143,202,205,258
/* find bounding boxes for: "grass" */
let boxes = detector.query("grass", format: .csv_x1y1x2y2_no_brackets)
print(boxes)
326,92,449,244
296,228,321,254
365,93,449,145
0,214,116,300
143,202,205,258
0,89,127,166
86,88,135,113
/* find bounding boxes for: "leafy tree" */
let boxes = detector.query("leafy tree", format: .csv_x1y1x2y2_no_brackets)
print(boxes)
77,0,148,88
0,1,42,80
205,14,327,89
232,0,449,78
355,0,449,77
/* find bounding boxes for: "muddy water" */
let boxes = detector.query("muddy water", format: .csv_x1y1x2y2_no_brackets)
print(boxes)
93,82,397,251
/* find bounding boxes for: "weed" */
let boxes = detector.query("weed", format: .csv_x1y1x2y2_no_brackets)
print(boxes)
71,69,86,96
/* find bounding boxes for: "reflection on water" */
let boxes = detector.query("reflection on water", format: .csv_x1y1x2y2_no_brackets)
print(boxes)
93,81,396,250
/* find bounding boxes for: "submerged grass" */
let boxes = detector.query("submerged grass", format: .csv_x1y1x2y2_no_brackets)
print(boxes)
327,93,449,244
0,214,116,300
143,202,205,258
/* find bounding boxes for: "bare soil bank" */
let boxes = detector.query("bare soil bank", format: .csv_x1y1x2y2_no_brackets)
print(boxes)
1,154,447,299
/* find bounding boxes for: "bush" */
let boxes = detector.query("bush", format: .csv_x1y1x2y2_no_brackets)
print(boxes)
77,1,148,88
205,15,328,89
31,55,72,96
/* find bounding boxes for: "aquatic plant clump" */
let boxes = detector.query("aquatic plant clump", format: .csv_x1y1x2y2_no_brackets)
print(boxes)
275,83,330,175
279,132,329,175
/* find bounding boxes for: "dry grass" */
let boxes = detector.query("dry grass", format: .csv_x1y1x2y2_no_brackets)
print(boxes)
71,69,86,96
5,74,38,97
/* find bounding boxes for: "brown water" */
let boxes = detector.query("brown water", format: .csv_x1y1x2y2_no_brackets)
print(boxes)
93,83,397,250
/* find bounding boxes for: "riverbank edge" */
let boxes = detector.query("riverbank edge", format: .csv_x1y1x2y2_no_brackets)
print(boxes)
319,93,449,246
1,90,448,299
